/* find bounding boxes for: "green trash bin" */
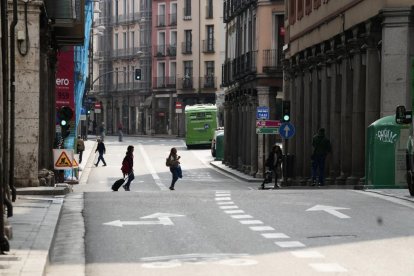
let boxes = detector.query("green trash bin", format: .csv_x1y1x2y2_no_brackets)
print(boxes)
215,132,224,161
366,115,409,188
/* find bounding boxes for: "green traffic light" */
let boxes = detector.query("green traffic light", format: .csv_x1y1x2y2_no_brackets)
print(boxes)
283,115,290,121
61,120,67,126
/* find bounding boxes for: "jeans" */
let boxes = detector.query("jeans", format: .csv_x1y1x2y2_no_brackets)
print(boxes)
311,154,326,185
124,172,135,188
79,150,83,164
96,153,106,166
169,165,182,188
118,130,123,142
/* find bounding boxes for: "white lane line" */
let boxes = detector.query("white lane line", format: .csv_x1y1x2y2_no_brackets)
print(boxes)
216,191,230,194
220,206,239,210
215,194,231,197
231,215,253,219
217,201,235,205
309,263,347,272
225,210,245,214
275,241,305,248
261,233,290,239
291,251,324,258
250,226,275,231
215,197,232,201
240,220,263,225
138,144,168,191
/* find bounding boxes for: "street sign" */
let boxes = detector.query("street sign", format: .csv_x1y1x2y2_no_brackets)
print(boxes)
256,128,279,134
176,102,183,113
279,122,295,139
256,106,269,120
256,120,281,128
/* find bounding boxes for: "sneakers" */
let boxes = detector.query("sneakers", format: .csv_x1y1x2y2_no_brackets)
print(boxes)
94,163,98,167
169,186,175,190
103,164,107,166
123,185,130,191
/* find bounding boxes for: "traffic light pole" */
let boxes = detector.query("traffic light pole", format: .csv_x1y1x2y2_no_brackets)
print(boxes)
283,138,288,187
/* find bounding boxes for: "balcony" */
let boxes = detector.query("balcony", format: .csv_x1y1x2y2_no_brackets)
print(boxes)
169,13,177,26
111,47,142,60
223,0,258,23
221,50,257,87
181,42,192,54
200,76,217,89
177,77,194,90
202,39,215,53
153,76,176,89
157,15,166,27
154,45,166,57
262,49,283,74
167,44,177,57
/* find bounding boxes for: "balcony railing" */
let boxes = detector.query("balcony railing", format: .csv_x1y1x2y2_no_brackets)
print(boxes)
181,42,192,54
202,39,215,53
167,44,177,57
223,0,257,23
153,76,176,89
262,49,283,73
94,81,151,93
154,44,166,57
221,50,258,87
169,13,177,26
200,76,217,89
111,47,142,60
177,77,194,90
111,12,142,25
157,15,166,27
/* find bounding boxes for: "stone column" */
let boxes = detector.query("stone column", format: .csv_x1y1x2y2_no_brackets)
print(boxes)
245,98,252,173
294,72,305,183
237,100,243,170
338,57,353,184
380,8,414,114
329,62,341,182
241,103,248,171
250,98,258,176
231,97,238,168
303,69,312,180
347,50,366,186
14,1,42,186
320,64,332,183
311,69,320,134
223,100,231,164
256,86,270,178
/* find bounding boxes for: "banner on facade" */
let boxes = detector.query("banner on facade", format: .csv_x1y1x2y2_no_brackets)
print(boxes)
55,47,75,110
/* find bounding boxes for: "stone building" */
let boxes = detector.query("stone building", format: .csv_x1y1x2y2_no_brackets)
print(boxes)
283,0,414,185
222,0,285,177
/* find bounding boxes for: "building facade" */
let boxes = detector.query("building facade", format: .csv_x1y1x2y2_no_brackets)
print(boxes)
284,0,414,185
93,0,152,135
222,0,285,177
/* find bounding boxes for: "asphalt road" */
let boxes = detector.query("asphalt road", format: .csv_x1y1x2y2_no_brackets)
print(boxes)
47,136,414,276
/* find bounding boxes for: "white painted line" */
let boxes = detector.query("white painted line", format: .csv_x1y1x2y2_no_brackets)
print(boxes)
309,263,347,272
248,187,255,190
250,226,275,231
261,233,290,239
231,215,253,219
291,251,324,258
217,201,235,205
220,206,239,210
215,194,231,197
215,197,232,201
275,241,305,248
240,220,263,225
138,144,168,191
225,210,245,214
216,191,230,194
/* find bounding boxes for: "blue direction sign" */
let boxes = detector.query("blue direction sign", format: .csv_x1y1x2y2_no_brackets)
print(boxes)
279,122,295,139
256,106,269,120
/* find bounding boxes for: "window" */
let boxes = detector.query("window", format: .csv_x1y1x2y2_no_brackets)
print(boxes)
170,3,177,25
297,0,303,20
206,25,214,52
289,0,295,25
184,0,191,17
305,0,312,15
123,0,127,15
123,32,127,49
115,0,119,17
131,0,135,13
205,61,215,88
206,0,213,19
184,30,192,53
131,31,135,48
114,33,119,50
183,61,193,88
158,4,166,26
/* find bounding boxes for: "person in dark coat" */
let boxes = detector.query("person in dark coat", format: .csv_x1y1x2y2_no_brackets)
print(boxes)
94,138,107,167
311,128,332,186
121,145,134,191
265,145,283,189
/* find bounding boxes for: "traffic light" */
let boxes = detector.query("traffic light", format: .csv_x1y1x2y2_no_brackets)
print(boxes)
58,106,73,138
282,100,291,122
135,68,142,80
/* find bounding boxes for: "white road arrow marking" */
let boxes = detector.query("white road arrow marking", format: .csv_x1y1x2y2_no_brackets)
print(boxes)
283,125,291,137
103,213,185,227
306,205,350,219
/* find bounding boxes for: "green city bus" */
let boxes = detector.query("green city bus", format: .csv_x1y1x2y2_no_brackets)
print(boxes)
185,104,218,148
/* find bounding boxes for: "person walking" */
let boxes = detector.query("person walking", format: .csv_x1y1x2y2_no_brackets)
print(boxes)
76,135,85,164
95,138,107,167
167,147,182,190
265,144,283,189
117,121,123,142
121,145,134,191
311,128,332,186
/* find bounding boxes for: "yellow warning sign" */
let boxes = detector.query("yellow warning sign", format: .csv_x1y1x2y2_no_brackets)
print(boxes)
72,158,79,168
55,152,72,168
